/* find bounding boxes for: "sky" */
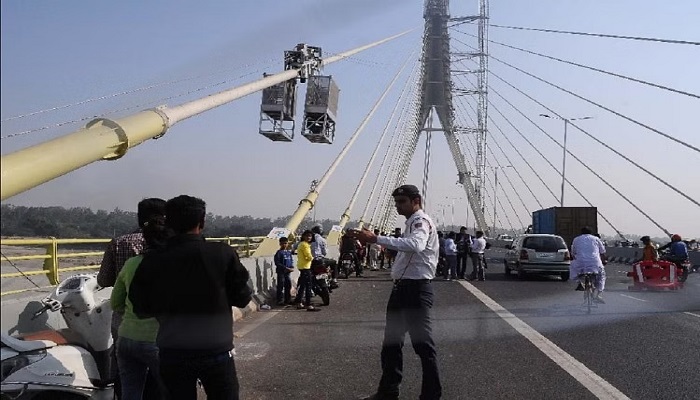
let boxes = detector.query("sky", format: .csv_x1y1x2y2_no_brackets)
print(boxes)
1,0,699,239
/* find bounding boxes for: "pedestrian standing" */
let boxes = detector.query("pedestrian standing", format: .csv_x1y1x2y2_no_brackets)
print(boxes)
111,214,170,399
129,195,253,400
274,237,294,306
444,232,457,280
455,227,471,279
351,184,442,400
98,198,166,398
469,231,487,281
437,231,446,278
294,230,319,311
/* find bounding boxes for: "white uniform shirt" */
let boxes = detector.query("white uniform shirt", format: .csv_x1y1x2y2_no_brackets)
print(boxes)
471,237,486,254
571,234,606,270
444,238,457,256
376,209,438,280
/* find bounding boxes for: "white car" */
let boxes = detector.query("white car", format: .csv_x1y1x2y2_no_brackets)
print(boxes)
504,234,571,280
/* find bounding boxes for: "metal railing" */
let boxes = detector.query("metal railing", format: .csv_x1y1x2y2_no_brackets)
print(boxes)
1,236,265,296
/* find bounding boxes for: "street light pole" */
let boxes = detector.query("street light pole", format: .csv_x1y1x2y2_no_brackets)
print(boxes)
539,114,593,207
560,119,568,207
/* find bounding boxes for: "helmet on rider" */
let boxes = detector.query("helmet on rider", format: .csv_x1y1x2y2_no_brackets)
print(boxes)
671,234,682,242
311,224,323,235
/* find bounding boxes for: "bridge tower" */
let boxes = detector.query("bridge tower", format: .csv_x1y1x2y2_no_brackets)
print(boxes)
414,0,488,232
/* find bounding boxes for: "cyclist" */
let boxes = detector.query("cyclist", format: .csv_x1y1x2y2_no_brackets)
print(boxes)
571,227,607,302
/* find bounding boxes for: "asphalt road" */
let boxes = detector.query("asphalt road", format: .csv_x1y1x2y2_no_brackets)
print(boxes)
232,250,700,400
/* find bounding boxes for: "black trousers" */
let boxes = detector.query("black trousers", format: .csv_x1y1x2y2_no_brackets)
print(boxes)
456,253,469,278
159,350,239,400
295,269,313,306
378,280,442,400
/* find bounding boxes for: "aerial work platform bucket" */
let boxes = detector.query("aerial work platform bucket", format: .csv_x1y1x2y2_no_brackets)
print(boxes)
627,260,684,291
259,79,297,142
302,75,339,144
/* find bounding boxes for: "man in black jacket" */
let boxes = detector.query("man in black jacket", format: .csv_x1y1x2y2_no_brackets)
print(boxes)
129,195,252,400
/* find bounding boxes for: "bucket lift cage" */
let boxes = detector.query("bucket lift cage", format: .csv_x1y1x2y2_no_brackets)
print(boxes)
302,75,339,144
259,77,297,142
259,43,323,142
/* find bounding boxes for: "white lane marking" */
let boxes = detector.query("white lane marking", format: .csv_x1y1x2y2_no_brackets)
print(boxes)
458,281,630,400
619,294,648,302
684,312,700,318
234,310,280,338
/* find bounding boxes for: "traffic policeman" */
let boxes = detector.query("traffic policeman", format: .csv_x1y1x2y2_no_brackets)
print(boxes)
351,184,442,400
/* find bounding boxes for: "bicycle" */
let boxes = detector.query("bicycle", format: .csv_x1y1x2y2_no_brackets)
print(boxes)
578,272,598,313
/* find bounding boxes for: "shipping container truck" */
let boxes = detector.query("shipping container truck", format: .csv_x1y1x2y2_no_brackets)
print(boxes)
532,207,598,249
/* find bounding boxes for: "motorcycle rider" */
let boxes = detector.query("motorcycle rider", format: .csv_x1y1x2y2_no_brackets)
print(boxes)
340,230,362,276
311,224,341,287
658,233,690,279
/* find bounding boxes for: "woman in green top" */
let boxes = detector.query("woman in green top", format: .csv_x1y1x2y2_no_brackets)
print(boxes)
111,215,169,399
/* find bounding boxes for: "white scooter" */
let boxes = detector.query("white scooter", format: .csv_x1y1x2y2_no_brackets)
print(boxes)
1,273,114,399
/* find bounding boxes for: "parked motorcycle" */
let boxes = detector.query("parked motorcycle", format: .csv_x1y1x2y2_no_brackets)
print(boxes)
1,273,114,399
310,259,331,306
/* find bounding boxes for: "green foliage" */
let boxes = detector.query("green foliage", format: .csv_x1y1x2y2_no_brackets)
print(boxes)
0,204,338,239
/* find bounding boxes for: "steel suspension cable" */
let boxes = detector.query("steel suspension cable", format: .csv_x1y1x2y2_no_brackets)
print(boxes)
371,85,421,227
477,51,700,154
462,111,525,231
337,52,417,231
487,68,700,209
487,94,628,238
2,67,271,140
451,31,699,99
360,58,421,226
451,36,699,154
449,22,700,46
1,57,279,123
452,90,546,210
486,79,671,236
371,76,421,226
454,56,654,238
454,73,559,202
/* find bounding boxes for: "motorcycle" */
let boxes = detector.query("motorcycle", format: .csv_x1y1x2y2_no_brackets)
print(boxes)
338,252,358,279
310,259,331,306
1,273,114,399
659,249,691,283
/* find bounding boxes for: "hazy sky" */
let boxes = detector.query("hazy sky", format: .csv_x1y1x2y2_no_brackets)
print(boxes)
2,0,699,238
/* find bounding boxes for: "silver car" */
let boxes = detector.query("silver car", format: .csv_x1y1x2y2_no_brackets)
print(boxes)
504,234,571,280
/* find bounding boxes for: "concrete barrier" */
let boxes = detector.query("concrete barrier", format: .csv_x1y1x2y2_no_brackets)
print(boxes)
1,246,339,335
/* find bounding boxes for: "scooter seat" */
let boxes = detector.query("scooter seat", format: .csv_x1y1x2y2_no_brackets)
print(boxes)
18,329,91,351
1,331,56,352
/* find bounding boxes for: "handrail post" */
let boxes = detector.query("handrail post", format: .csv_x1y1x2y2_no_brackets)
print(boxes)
226,237,231,247
246,238,251,258
43,237,59,285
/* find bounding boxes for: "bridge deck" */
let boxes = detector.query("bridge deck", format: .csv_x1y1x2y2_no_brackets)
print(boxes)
233,252,699,399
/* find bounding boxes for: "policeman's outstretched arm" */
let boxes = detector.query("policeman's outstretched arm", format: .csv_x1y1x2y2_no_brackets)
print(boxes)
377,223,429,253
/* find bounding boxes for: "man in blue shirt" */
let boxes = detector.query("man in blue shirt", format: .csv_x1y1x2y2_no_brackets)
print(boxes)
659,234,690,281
274,237,294,305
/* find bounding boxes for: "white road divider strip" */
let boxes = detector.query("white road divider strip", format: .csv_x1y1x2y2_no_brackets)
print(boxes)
684,312,700,318
619,294,648,302
459,281,630,400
